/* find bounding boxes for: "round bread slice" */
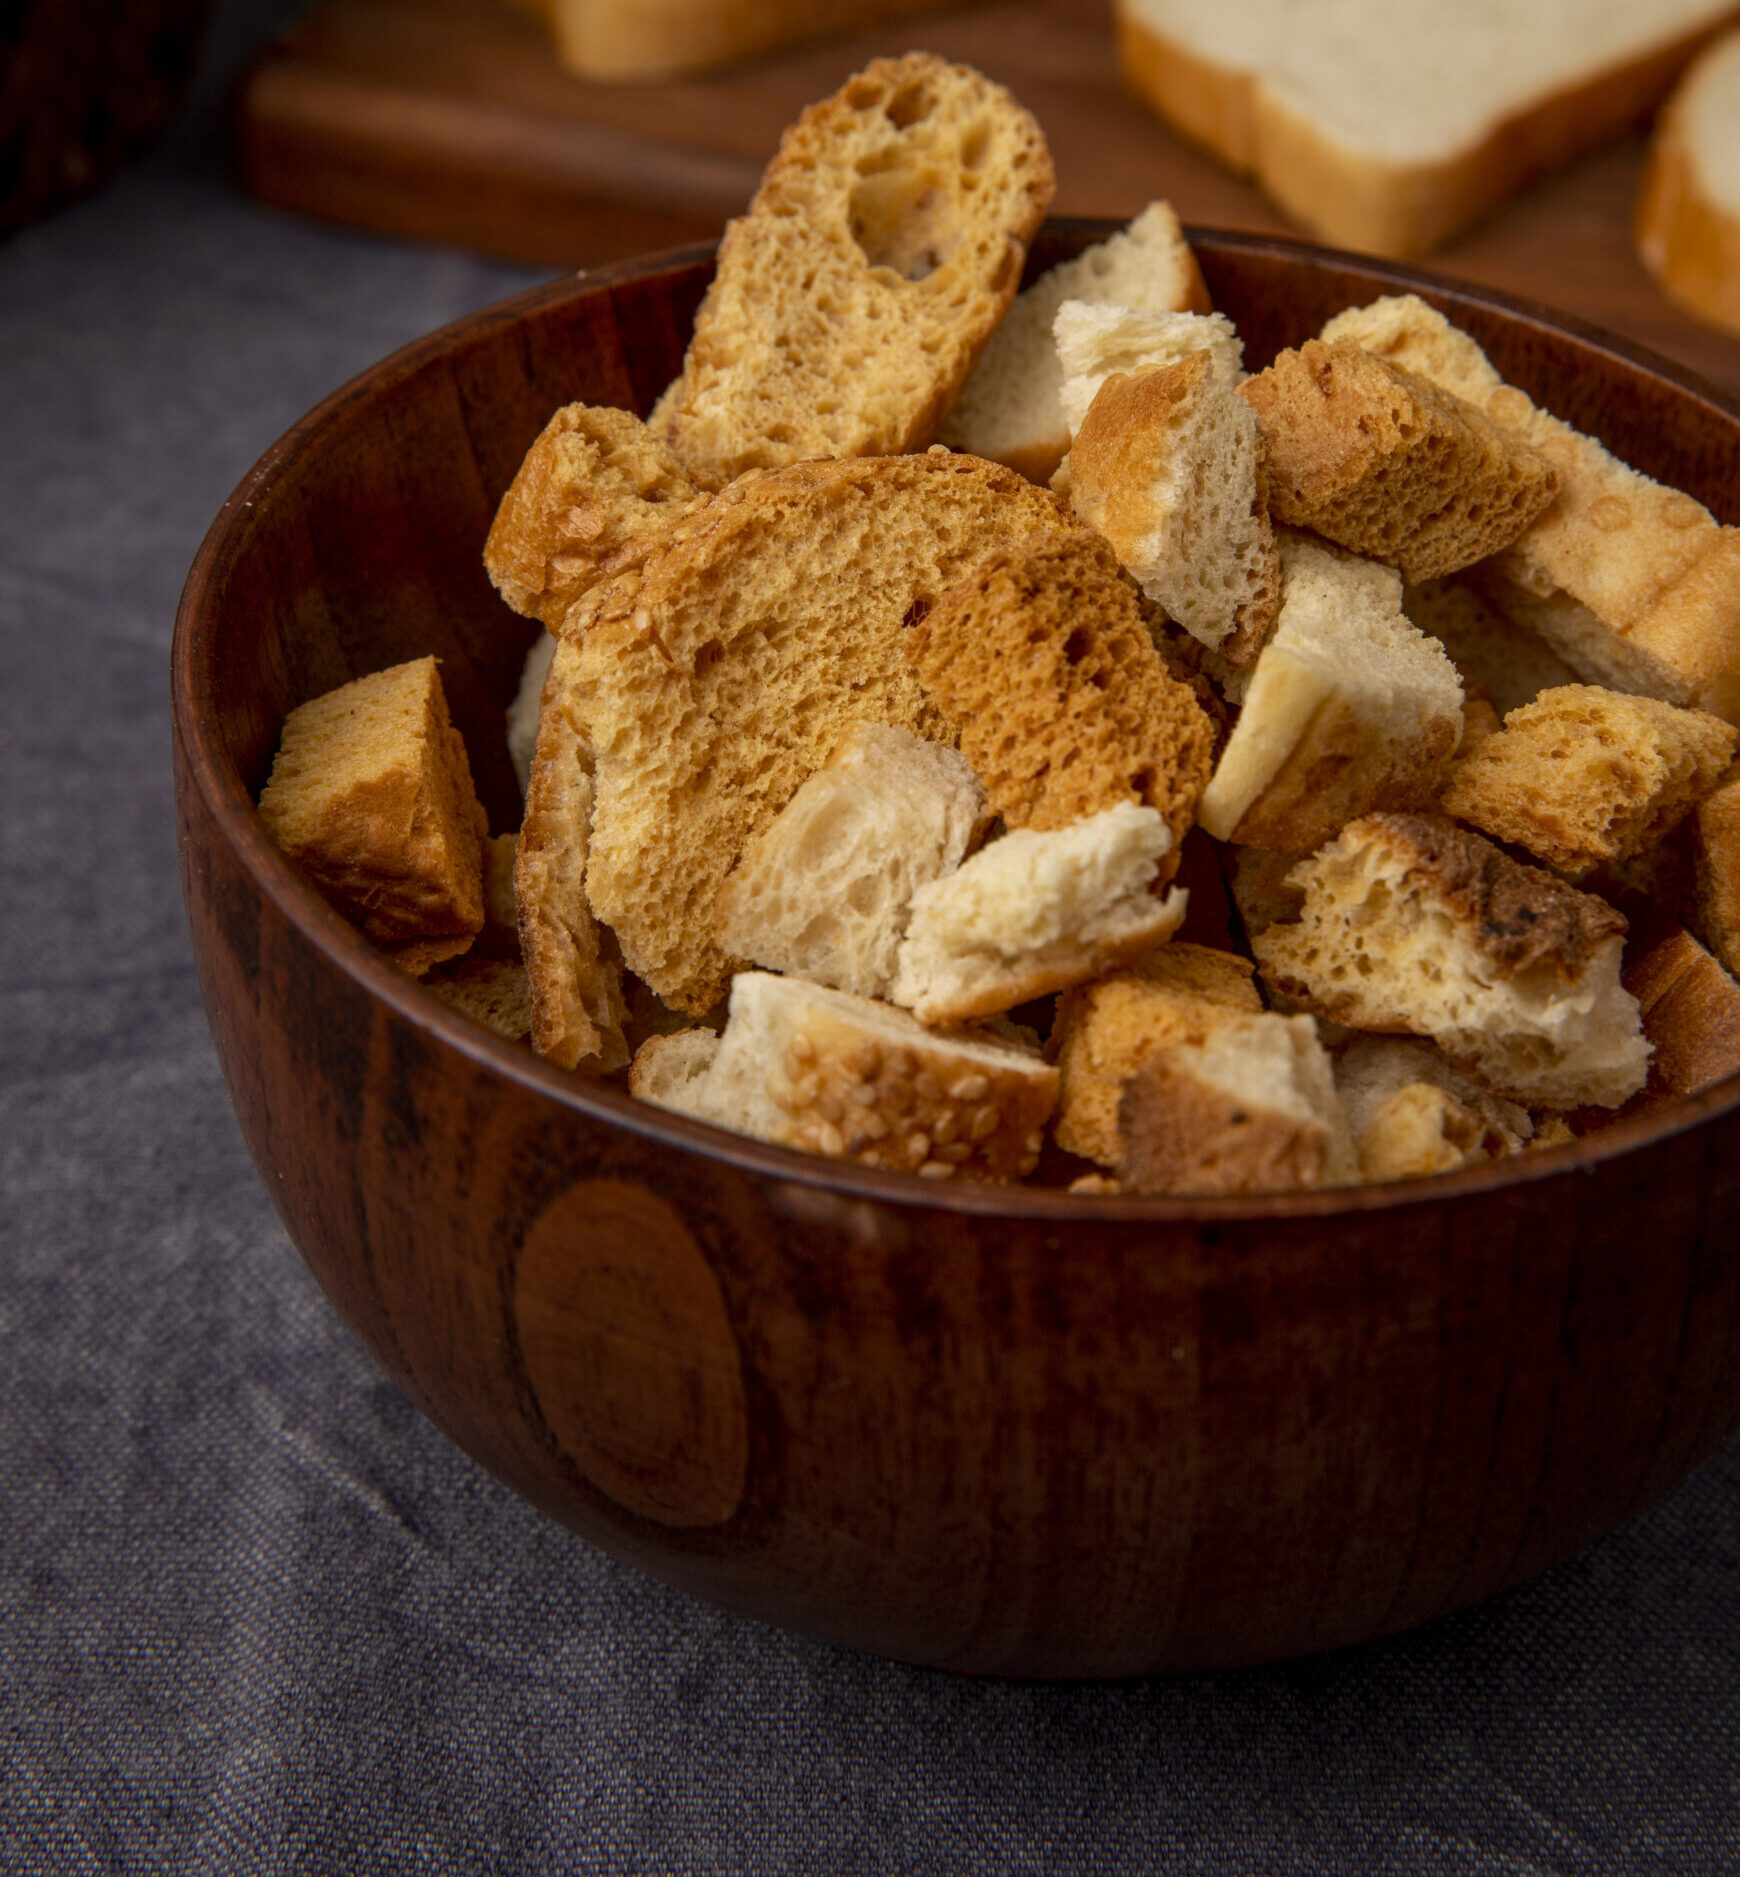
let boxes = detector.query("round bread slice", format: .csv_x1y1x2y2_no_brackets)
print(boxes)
1637,28,1740,339
563,451,1088,1015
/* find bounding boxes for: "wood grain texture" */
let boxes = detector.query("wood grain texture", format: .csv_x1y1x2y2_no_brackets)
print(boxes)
236,0,1740,400
172,232,1740,1676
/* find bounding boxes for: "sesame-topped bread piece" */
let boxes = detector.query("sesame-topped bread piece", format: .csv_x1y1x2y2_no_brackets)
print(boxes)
891,803,1189,1025
938,202,1210,483
636,972,1059,1184
661,53,1053,490
1323,293,1740,724
1117,1012,1358,1196
1051,941,1263,1168
1063,351,1279,663
715,724,985,1000
1237,340,1559,583
484,404,703,633
258,656,487,960
1196,535,1465,853
563,451,1086,1015
514,636,630,1071
903,530,1216,864
1253,813,1650,1108
1442,684,1736,877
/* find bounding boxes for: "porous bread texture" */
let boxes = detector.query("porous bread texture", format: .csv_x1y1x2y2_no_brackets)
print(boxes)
1637,28,1740,338
641,971,1059,1182
1114,0,1739,257
565,452,1086,1014
1442,684,1737,877
1693,764,1740,974
1053,303,1244,438
661,53,1053,489
1237,340,1559,582
938,202,1211,482
507,631,557,796
1116,1012,1358,1195
891,803,1188,1025
515,636,630,1071
714,723,984,999
902,531,1216,864
429,956,533,1044
1334,1034,1531,1183
258,656,487,950
1622,920,1740,1098
483,404,702,632
1403,578,1580,715
1196,535,1465,852
1050,941,1263,1167
1323,293,1740,724
1252,813,1651,1108
1063,352,1278,662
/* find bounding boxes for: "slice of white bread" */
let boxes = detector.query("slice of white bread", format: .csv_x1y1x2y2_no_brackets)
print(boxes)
1117,1012,1358,1195
507,630,557,797
1334,1034,1531,1182
1402,578,1581,715
538,0,956,83
1322,293,1740,724
661,54,1053,490
1637,28,1740,338
258,656,487,952
1196,536,1465,852
1252,812,1651,1108
1050,941,1263,1167
1054,303,1244,438
484,403,702,633
514,635,630,1072
1442,684,1736,877
635,971,1059,1183
563,452,1085,1014
1062,352,1279,662
714,724,985,1000
902,530,1216,862
891,804,1188,1025
937,202,1211,482
1114,0,1740,257
1238,340,1559,582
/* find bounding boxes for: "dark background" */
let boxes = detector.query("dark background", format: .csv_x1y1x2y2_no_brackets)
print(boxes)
4,4,1740,1869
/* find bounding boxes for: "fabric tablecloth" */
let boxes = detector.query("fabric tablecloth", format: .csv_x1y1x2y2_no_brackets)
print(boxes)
4,5,1740,1869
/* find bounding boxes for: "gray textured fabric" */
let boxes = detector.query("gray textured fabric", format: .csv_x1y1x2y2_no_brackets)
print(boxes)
4,6,1740,1870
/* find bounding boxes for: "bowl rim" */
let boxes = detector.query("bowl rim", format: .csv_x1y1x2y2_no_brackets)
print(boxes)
172,221,1740,1225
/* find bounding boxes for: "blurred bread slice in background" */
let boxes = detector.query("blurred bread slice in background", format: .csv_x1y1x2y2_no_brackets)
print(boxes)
1636,27,1740,337
1114,0,1740,256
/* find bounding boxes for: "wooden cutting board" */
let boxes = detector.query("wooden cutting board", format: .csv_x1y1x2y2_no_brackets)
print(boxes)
239,0,1740,398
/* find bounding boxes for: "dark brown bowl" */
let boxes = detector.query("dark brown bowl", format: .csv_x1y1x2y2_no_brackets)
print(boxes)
172,222,1740,1678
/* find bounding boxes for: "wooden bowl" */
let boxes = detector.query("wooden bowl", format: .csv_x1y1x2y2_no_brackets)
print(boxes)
172,224,1740,1678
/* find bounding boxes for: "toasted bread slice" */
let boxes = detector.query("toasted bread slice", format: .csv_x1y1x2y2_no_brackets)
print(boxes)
1053,303,1244,438
903,530,1216,861
484,404,702,632
715,724,985,1000
1238,340,1559,581
1334,1034,1531,1182
636,972,1058,1183
515,636,630,1071
1050,941,1262,1167
1443,684,1736,876
1117,1012,1358,1195
429,956,534,1044
1062,352,1279,662
1196,536,1465,852
662,53,1053,489
938,202,1210,481
1692,763,1740,974
506,631,557,797
1252,813,1649,1108
1323,293,1740,723
258,656,487,950
1623,920,1740,1098
565,452,1086,1014
891,804,1188,1025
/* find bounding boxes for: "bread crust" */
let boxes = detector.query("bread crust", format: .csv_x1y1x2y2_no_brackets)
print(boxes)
1636,30,1740,338
1623,921,1740,1097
